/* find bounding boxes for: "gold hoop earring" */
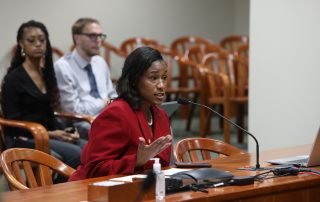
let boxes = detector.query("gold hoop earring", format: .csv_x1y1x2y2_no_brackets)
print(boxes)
21,48,25,57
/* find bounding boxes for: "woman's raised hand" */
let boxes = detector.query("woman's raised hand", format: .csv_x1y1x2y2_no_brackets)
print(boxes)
135,135,172,167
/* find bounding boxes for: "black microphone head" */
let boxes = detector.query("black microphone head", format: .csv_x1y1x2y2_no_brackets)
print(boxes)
177,97,191,105
141,170,156,191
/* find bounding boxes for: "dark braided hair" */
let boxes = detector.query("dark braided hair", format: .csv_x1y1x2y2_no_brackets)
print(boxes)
2,20,60,111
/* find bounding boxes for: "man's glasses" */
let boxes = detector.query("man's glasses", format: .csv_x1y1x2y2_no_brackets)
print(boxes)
78,33,107,41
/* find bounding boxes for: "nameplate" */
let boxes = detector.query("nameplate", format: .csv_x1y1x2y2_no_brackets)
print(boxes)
88,180,155,202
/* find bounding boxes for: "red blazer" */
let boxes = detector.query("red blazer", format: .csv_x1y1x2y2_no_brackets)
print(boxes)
69,99,172,181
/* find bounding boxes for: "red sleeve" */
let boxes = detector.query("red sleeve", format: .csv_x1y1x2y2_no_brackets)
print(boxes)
83,103,139,177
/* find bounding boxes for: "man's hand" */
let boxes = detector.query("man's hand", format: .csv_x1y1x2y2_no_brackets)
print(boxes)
103,97,113,106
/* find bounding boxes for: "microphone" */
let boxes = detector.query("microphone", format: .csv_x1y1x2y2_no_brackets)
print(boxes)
134,170,156,202
177,97,261,170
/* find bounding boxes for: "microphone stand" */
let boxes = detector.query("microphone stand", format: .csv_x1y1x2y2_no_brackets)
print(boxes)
182,99,262,170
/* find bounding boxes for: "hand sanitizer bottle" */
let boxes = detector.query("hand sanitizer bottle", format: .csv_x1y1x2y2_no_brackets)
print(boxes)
152,158,165,202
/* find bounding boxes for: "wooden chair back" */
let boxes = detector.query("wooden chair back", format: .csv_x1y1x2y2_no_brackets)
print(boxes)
202,52,248,143
0,112,94,156
202,52,237,96
184,43,225,65
120,37,161,56
236,44,249,58
235,44,249,97
0,148,75,191
0,118,50,154
170,36,213,120
155,45,204,131
171,36,213,57
197,68,233,142
220,35,249,55
174,138,245,163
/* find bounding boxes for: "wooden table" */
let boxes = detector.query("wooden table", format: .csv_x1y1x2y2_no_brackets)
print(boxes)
2,144,320,202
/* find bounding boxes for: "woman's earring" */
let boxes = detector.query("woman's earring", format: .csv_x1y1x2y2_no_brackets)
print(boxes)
21,48,25,57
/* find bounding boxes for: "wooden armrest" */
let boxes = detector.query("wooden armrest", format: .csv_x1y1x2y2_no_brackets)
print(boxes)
0,118,49,153
54,112,95,124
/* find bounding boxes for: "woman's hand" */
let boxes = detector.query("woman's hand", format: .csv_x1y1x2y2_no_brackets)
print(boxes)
48,128,80,143
135,134,172,167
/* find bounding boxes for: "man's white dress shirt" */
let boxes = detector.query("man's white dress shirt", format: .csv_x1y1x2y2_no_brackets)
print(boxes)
54,50,117,115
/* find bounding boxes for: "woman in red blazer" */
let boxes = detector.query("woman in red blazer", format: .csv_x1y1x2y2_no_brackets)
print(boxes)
69,46,172,180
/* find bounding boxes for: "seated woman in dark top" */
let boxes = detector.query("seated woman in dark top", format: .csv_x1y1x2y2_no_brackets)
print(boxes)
1,20,87,175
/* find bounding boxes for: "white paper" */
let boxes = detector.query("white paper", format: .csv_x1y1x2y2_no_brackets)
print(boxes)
163,168,191,176
109,174,147,182
92,180,125,186
108,168,191,182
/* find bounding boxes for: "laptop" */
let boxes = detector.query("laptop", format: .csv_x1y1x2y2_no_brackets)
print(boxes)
160,101,180,118
267,127,320,167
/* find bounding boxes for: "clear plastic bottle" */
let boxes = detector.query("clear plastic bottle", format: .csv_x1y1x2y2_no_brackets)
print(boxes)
152,158,165,202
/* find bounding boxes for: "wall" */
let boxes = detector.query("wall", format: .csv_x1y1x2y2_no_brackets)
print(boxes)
249,0,320,152
0,0,248,79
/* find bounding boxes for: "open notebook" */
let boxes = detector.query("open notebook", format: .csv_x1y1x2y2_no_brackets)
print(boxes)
267,127,320,167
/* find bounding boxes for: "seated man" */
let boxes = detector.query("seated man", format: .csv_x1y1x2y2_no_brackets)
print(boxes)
54,18,117,138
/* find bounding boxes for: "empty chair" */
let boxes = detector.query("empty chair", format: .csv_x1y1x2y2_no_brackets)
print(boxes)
237,44,249,95
181,44,226,132
202,52,248,143
171,36,214,57
153,45,203,130
119,37,162,56
174,137,245,163
184,43,226,65
197,68,233,141
0,148,75,190
236,44,249,58
170,36,214,119
184,45,230,134
220,35,249,55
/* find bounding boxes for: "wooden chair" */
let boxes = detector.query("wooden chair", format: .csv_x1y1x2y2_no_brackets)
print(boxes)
174,137,245,163
170,36,214,119
119,37,162,56
184,43,226,65
184,44,230,134
197,68,233,142
0,112,94,154
0,148,75,191
220,35,249,55
236,44,249,58
171,36,214,57
0,118,50,153
235,44,249,97
202,52,248,143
